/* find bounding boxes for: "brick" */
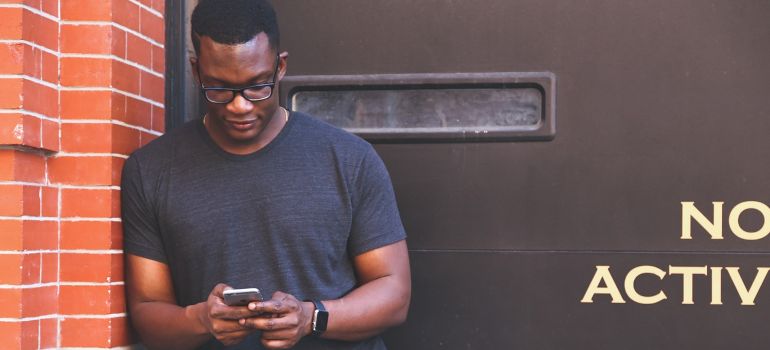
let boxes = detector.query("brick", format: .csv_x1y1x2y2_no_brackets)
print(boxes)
0,77,22,109
40,118,58,152
0,254,22,284
151,44,164,74
0,113,24,145
40,253,57,283
0,8,23,39
23,220,58,250
151,105,165,132
0,150,11,180
61,90,113,119
21,252,40,284
41,49,57,84
61,57,111,87
39,318,57,349
141,70,164,103
0,220,24,250
41,0,58,17
112,91,127,120
60,285,112,314
22,10,58,51
20,319,38,350
111,284,125,313
61,0,111,21
22,43,41,80
61,24,112,54
140,8,164,45
0,321,21,349
0,289,22,318
111,252,123,281
113,0,140,33
22,114,41,148
13,151,46,182
111,221,123,249
41,186,57,217
0,42,24,74
0,184,23,216
112,60,140,95
22,286,57,317
111,316,131,346
22,185,39,216
23,80,58,118
112,124,141,155
124,96,152,129
151,0,164,14
61,122,111,152
60,252,114,283
61,221,114,250
49,156,116,186
127,32,152,68
61,188,117,218
0,0,41,10
61,317,110,347
111,27,127,58
112,156,125,186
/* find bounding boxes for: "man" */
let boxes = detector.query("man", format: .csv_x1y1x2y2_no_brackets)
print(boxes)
120,0,410,349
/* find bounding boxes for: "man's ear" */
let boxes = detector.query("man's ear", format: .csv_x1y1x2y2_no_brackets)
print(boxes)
277,51,289,81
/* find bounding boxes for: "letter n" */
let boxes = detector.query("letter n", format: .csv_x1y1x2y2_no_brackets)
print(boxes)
681,202,724,239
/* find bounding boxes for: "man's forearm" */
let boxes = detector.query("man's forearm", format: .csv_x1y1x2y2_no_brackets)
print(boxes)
320,274,411,341
130,301,211,350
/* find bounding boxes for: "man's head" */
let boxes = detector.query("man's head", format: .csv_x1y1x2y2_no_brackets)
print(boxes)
190,0,288,155
191,0,279,56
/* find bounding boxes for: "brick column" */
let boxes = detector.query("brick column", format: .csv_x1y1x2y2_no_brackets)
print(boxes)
0,1,164,348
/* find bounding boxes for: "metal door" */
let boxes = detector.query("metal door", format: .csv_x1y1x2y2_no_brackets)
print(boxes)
169,1,770,348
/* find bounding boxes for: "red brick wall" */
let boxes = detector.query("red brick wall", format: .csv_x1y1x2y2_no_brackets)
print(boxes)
0,1,164,348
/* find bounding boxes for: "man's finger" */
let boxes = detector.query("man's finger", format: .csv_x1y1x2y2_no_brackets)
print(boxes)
211,283,232,298
241,314,298,331
249,299,298,314
209,319,249,334
211,304,259,320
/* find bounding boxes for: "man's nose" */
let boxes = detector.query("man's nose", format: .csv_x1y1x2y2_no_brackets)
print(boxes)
227,93,255,114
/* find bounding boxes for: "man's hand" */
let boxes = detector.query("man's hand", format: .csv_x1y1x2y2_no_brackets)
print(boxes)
195,283,259,346
240,291,314,349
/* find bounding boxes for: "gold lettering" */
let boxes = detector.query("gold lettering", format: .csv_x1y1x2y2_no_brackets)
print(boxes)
728,201,770,240
681,202,724,239
710,267,723,305
624,265,667,304
581,266,626,304
726,267,770,306
669,266,708,304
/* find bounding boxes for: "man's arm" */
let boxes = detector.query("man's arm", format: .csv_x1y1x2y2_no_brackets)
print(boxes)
243,239,411,348
320,239,411,340
126,254,257,349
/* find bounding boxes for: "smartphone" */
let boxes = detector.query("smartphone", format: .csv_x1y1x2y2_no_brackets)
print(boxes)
223,288,263,306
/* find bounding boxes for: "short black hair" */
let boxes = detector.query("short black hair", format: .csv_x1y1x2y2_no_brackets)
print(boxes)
191,0,280,56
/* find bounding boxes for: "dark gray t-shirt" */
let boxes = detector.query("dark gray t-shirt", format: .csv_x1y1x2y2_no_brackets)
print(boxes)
121,112,406,350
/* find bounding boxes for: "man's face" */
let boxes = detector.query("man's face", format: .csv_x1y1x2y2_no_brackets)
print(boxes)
192,33,287,151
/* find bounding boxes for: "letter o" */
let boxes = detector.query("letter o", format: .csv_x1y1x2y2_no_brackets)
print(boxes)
729,201,770,240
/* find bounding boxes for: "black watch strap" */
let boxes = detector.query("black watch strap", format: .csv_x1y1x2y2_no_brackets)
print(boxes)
310,300,329,336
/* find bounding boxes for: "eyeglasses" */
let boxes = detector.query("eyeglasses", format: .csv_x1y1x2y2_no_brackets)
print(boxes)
198,55,280,104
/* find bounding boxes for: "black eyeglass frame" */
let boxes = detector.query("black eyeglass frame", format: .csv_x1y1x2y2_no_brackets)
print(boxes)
197,55,281,104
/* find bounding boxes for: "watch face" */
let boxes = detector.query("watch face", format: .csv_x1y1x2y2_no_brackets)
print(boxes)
314,309,329,332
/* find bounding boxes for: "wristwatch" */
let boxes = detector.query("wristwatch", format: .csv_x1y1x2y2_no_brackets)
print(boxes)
310,300,329,336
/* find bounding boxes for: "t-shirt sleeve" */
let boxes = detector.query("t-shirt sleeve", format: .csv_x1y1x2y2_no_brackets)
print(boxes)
348,145,407,257
121,155,168,263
